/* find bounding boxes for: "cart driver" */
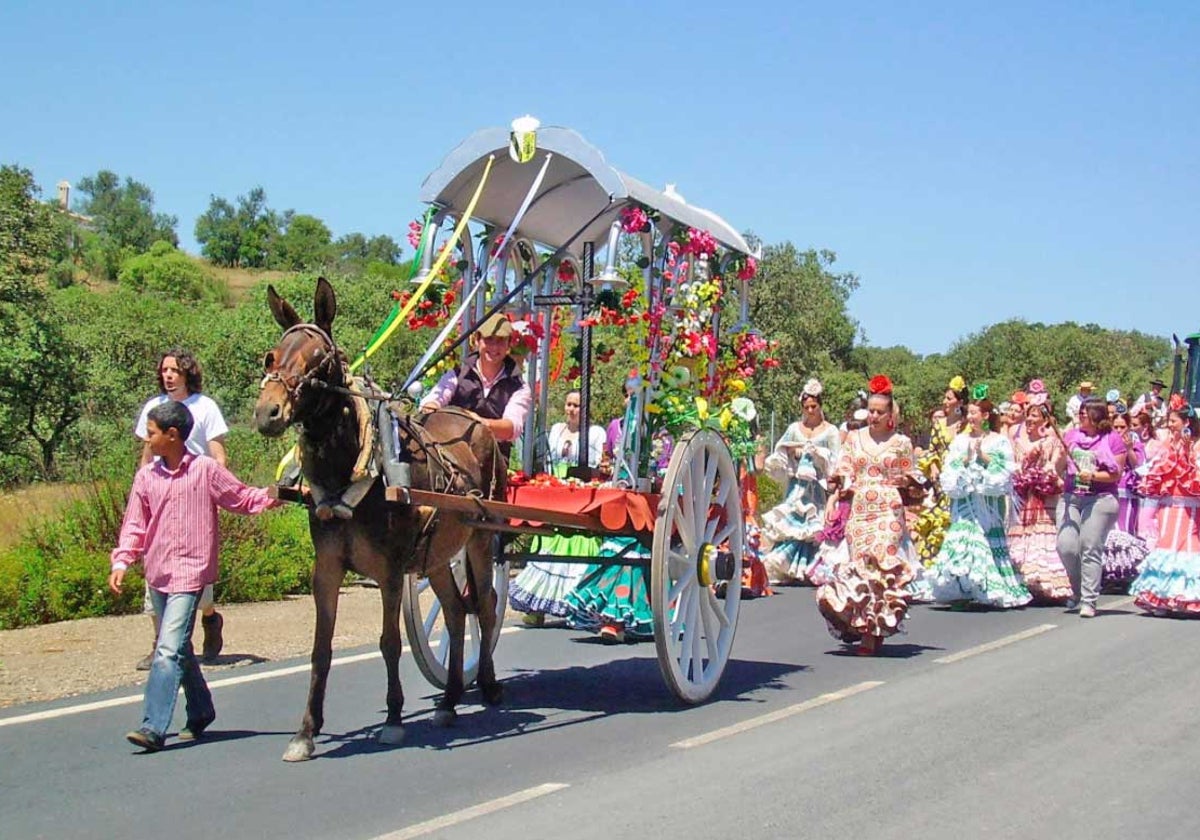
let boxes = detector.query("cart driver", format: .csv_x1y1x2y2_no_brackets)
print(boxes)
419,313,531,461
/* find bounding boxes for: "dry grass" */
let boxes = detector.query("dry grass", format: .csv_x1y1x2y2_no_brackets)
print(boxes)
0,483,88,551
209,264,291,300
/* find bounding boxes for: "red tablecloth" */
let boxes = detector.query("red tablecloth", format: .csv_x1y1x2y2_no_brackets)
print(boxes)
506,484,661,533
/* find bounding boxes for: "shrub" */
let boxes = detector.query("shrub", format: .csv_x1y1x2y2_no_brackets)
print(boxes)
755,472,783,515
218,505,313,603
118,241,230,304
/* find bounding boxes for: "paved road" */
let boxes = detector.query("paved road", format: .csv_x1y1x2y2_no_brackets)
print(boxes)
2,589,1196,840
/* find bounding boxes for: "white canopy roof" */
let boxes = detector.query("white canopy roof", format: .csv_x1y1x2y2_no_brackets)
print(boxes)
418,125,758,258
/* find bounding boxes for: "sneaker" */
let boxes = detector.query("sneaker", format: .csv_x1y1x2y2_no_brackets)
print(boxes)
598,622,625,644
1079,604,1097,619
126,728,164,752
135,652,154,671
1064,599,1079,613
201,611,224,662
521,612,545,628
178,713,216,742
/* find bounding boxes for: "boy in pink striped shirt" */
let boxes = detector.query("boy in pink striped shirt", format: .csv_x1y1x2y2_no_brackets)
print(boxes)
110,400,279,752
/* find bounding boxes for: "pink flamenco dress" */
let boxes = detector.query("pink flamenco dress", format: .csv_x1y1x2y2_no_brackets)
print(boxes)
816,429,918,647
1006,432,1073,602
1129,439,1200,617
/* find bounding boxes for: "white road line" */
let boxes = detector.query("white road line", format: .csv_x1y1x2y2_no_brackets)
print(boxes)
670,680,885,749
0,626,520,729
371,783,569,840
934,623,1057,665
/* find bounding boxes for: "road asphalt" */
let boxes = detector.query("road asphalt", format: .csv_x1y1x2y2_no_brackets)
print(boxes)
1,588,1195,840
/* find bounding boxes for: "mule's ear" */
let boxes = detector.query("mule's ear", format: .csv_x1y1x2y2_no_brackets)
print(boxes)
267,285,301,331
313,276,337,336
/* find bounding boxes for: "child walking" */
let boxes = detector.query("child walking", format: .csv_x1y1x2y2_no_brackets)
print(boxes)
109,400,279,751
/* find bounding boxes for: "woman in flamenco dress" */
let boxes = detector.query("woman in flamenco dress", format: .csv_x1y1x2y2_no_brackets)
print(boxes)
1100,407,1149,591
761,378,840,584
1006,381,1073,603
912,376,969,566
1129,398,1200,617
816,375,924,655
928,384,1032,608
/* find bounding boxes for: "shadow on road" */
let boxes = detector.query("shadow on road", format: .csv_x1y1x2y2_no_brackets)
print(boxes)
823,642,943,659
307,655,805,758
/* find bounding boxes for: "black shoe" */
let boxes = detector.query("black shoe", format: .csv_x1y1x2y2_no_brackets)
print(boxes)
126,728,164,752
201,612,224,662
135,652,154,671
179,713,216,741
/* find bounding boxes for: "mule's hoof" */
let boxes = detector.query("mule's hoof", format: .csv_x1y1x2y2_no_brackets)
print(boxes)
377,724,405,745
331,503,354,520
282,736,315,762
314,504,334,522
431,708,457,728
481,681,504,706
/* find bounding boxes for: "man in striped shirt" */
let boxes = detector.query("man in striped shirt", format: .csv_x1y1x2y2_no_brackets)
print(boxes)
110,400,279,752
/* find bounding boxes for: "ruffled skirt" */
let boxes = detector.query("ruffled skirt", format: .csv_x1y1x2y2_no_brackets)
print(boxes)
508,534,599,617
1130,502,1200,617
564,538,654,637
1101,493,1149,591
761,479,828,583
930,499,1031,608
1006,494,1072,603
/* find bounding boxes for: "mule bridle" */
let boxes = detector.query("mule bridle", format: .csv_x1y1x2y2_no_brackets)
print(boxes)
260,322,344,409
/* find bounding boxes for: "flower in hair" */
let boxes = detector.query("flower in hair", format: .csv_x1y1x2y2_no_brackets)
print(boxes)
1029,392,1048,407
869,375,893,395
948,375,966,392
1028,379,1046,394
801,377,823,398
971,383,989,401
1114,399,1128,415
1169,392,1187,411
1105,388,1121,404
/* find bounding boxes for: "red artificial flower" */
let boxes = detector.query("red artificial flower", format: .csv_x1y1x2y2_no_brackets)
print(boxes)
1169,392,1187,411
869,374,893,395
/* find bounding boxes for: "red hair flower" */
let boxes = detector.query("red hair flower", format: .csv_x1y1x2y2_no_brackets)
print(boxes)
869,375,893,395
1169,392,1187,411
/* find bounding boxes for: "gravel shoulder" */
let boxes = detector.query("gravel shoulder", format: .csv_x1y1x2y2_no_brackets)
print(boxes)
0,586,386,709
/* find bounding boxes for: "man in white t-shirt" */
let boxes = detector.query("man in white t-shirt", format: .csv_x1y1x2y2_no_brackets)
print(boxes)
132,349,230,669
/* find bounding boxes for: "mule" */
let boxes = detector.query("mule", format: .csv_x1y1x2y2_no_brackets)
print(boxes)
254,277,506,762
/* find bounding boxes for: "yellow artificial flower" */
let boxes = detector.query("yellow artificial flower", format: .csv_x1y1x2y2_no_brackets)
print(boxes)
720,408,733,430
727,378,747,394
695,397,709,420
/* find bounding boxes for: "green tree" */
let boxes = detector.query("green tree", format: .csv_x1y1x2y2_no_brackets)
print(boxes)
194,187,279,268
0,166,85,482
747,244,860,425
335,232,403,269
194,196,240,267
269,213,333,270
74,170,178,280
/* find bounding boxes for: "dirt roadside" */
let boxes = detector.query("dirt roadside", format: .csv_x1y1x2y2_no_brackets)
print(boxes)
0,586,387,709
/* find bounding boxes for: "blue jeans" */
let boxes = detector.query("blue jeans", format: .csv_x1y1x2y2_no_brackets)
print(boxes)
142,589,214,737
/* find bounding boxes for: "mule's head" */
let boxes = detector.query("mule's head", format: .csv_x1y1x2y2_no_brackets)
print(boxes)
254,277,341,437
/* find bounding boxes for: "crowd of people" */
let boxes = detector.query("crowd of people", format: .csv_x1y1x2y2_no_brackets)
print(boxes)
757,372,1200,654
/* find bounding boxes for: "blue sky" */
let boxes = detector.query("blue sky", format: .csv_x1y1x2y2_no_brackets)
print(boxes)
3,1,1196,355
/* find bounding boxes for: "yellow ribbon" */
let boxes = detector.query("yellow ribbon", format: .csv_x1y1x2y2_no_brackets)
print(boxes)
349,154,496,372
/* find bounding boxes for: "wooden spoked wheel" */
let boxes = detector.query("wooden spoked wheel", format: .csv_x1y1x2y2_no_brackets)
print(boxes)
402,538,509,690
651,429,744,703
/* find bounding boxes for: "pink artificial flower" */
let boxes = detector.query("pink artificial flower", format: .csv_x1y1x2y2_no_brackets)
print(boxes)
736,256,758,281
620,206,649,234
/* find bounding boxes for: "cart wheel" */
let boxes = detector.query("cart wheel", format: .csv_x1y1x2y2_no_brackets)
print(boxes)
652,429,743,704
402,536,509,690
